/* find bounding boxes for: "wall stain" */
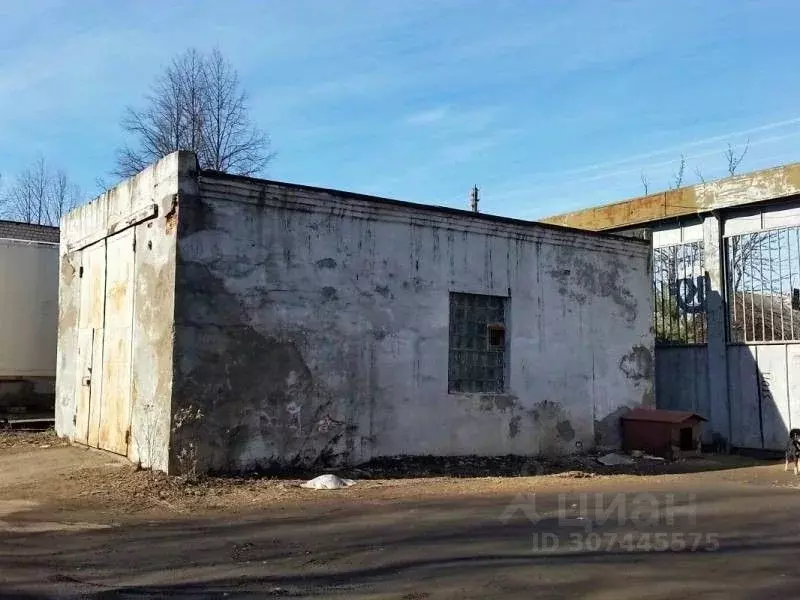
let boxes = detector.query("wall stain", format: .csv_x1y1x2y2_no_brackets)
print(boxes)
619,345,654,381
60,255,76,284
548,249,639,323
477,394,517,412
528,400,573,454
172,261,350,473
509,415,522,438
321,286,338,302
316,258,337,269
557,419,575,441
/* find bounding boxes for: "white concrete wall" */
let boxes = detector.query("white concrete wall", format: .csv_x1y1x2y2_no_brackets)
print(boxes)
652,218,703,247
171,174,654,472
724,199,800,235
0,239,58,378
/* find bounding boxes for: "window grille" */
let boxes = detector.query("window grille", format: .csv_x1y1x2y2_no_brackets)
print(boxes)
448,292,507,393
726,227,800,343
653,242,707,345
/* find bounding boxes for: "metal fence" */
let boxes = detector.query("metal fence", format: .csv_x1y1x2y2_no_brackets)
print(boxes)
653,242,707,345
725,227,800,343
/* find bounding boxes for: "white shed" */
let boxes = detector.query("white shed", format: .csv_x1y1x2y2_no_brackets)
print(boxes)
0,221,59,420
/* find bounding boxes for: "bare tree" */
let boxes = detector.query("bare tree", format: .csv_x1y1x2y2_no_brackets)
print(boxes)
47,169,82,225
640,172,649,195
725,139,749,176
116,48,273,178
200,49,274,173
1,157,81,226
671,154,686,189
3,158,49,224
694,166,706,184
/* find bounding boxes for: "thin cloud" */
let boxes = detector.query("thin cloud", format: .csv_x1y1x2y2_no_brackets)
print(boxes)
530,116,800,181
405,106,450,125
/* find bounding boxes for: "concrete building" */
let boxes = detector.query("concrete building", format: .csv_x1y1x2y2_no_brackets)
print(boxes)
543,162,800,451
56,152,654,474
0,221,59,422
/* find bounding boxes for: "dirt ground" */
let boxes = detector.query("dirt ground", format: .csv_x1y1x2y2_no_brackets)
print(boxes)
2,431,800,598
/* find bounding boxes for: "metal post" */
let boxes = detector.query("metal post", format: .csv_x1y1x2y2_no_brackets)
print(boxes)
470,185,480,213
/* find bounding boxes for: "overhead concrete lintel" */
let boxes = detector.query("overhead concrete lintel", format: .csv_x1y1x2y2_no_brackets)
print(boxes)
540,162,800,231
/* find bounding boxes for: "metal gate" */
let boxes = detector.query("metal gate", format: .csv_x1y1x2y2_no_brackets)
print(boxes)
652,241,711,431
725,228,800,450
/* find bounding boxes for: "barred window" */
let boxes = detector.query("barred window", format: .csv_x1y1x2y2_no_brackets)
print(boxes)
726,227,800,343
653,242,707,345
448,292,507,393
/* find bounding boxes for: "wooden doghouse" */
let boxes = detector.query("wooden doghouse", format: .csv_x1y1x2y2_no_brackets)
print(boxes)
621,408,707,459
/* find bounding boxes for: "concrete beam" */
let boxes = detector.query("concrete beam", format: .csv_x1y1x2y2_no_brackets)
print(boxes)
541,162,800,231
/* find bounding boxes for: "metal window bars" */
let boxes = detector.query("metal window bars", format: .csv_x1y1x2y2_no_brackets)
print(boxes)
448,292,507,393
725,227,800,343
653,241,707,345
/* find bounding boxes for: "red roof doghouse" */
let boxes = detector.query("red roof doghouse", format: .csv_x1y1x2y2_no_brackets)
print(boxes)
621,408,707,459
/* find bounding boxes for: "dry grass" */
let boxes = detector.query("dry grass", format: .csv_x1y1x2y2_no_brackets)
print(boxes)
0,428,69,450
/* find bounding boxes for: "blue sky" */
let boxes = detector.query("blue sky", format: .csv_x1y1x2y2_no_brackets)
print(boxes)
2,0,800,219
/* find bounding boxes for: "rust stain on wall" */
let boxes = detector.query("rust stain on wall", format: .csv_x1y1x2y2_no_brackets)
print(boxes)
164,195,179,234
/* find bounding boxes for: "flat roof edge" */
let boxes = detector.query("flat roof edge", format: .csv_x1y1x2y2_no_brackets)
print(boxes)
199,169,651,246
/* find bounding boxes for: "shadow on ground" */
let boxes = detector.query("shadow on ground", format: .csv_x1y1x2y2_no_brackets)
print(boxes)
2,482,800,599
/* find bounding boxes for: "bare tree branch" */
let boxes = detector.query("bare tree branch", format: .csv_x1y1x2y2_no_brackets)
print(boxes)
46,169,81,226
640,172,649,195
1,157,81,226
725,139,749,176
671,154,686,189
115,48,274,178
694,166,705,184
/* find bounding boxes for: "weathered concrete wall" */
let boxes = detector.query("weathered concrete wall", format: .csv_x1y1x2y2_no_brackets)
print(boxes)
56,152,189,471
170,173,654,473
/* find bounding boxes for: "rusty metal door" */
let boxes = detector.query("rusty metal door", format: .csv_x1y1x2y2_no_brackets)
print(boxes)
74,241,107,446
97,228,136,455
